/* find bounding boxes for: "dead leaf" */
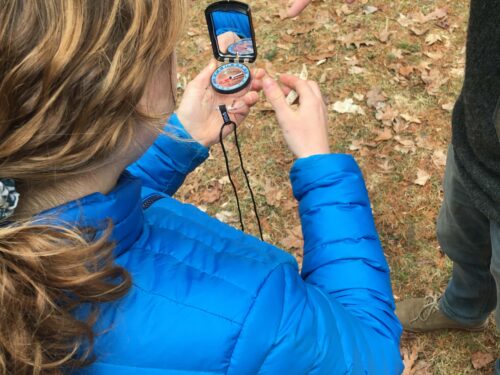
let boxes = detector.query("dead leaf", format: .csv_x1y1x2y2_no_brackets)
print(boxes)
425,33,442,45
332,98,366,115
397,14,413,28
363,5,379,15
399,66,415,77
414,169,431,186
378,29,393,43
423,8,448,22
432,149,447,167
421,69,449,95
349,139,364,151
199,183,222,204
441,102,454,112
353,93,365,101
287,24,316,35
215,211,236,224
471,351,495,370
394,135,416,154
345,55,360,66
416,134,434,150
366,87,386,109
400,114,421,124
280,225,303,250
402,345,420,375
376,106,399,125
306,51,336,61
349,66,367,75
390,48,404,59
413,360,432,375
410,26,430,36
410,8,448,24
336,4,354,16
194,37,209,53
338,30,376,49
282,199,298,211
374,127,393,142
424,51,444,60
378,159,394,173
263,178,284,207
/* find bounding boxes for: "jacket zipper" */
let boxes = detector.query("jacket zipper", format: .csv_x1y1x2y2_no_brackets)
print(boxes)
142,194,165,210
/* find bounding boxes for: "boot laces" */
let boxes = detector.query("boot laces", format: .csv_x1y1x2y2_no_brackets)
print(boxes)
410,295,440,323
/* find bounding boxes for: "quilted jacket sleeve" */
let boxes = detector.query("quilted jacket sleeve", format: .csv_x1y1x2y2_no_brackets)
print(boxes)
127,114,209,196
227,154,403,375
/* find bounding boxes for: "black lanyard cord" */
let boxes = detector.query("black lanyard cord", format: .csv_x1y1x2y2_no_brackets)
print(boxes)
219,120,245,232
218,105,264,241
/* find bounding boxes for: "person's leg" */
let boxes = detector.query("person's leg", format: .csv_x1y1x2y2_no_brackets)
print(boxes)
437,146,496,325
397,145,495,331
489,222,500,374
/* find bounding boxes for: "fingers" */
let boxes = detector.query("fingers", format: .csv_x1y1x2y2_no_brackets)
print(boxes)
287,0,313,18
279,74,315,105
188,60,217,90
242,91,259,107
250,68,265,91
263,76,290,114
306,80,322,99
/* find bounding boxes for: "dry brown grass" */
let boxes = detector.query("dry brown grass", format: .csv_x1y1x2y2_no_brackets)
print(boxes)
177,0,499,373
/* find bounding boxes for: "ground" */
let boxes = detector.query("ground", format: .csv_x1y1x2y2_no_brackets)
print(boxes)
176,0,499,373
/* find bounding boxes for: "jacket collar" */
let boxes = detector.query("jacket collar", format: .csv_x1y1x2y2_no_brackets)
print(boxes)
41,172,144,256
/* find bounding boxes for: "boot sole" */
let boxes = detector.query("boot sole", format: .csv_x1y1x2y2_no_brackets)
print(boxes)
404,323,488,334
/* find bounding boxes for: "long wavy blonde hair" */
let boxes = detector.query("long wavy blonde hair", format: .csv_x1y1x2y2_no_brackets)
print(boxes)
0,1,185,373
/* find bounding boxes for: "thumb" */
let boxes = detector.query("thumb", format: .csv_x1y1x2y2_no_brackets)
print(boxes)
287,0,312,18
188,60,217,89
263,77,290,115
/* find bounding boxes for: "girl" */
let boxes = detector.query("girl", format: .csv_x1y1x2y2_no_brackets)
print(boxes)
0,1,403,374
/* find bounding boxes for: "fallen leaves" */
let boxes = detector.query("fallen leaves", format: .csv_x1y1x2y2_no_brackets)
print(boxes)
432,149,447,167
471,351,495,370
414,169,431,186
280,225,303,251
374,127,393,142
402,345,420,375
199,182,222,204
337,30,376,49
363,5,379,15
441,102,454,112
263,178,284,208
421,68,449,96
366,87,386,109
332,98,366,115
398,8,448,29
425,33,442,46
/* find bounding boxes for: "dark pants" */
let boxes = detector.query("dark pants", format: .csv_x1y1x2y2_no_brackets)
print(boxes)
437,146,499,373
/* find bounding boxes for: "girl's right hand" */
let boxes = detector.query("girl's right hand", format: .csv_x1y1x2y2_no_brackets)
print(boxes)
262,74,330,159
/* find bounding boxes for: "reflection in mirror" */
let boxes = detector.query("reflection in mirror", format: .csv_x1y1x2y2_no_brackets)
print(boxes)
211,11,255,56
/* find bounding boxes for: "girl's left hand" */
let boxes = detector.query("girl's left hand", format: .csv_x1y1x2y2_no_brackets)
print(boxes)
177,60,264,147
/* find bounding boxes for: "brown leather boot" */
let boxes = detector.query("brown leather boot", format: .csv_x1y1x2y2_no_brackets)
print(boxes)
396,295,488,333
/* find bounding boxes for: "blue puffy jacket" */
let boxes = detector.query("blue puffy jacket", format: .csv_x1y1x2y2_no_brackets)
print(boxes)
212,11,252,38
51,114,403,374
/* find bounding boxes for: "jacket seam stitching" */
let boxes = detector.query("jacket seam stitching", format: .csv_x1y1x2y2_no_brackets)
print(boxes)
225,263,287,375
141,220,293,269
132,283,243,325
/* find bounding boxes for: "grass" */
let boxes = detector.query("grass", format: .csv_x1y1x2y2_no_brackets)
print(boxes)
177,0,499,373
